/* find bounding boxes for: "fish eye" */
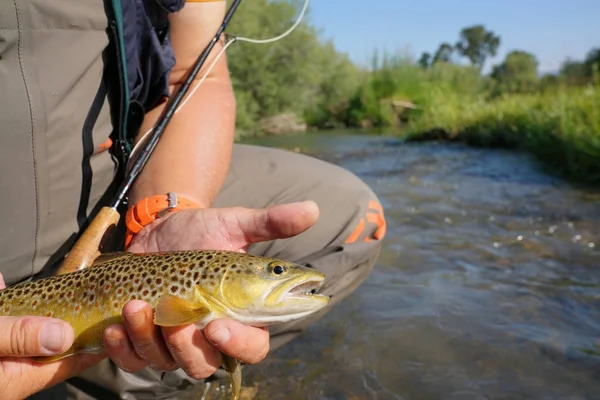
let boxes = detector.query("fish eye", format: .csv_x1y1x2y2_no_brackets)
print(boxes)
269,263,286,275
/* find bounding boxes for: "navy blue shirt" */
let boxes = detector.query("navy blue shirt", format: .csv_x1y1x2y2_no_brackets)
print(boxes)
121,0,186,111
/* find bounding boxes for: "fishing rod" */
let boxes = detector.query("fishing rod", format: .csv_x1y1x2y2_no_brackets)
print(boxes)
56,0,244,275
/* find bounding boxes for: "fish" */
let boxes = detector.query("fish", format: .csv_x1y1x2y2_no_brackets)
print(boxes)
0,249,330,400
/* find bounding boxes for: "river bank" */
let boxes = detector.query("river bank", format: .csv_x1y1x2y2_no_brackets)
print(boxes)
221,1,600,183
236,83,600,185
399,85,600,183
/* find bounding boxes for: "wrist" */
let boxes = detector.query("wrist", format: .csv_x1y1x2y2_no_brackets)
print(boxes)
125,192,201,248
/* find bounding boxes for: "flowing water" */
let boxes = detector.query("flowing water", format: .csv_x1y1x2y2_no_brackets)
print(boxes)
202,131,600,400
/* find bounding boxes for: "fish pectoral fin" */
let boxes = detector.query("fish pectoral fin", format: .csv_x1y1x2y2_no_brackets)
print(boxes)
153,294,210,326
221,353,242,400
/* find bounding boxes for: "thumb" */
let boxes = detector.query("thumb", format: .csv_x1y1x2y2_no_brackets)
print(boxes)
233,200,320,244
0,316,74,357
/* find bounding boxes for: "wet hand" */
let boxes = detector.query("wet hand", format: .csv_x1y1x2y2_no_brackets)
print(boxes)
104,200,319,378
0,274,105,400
103,304,270,377
127,200,320,254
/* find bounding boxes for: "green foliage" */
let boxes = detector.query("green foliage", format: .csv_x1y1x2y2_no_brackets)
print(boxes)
418,52,431,69
560,60,590,85
584,47,600,73
402,85,600,182
432,43,454,64
558,47,600,86
490,50,539,95
225,0,361,133
454,24,501,71
335,52,485,129
219,2,599,181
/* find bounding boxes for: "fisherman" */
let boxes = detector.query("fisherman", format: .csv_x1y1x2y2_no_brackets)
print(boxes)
0,1,386,399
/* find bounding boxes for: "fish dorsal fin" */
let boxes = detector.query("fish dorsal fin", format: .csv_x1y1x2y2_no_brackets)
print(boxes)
91,251,136,266
154,294,210,326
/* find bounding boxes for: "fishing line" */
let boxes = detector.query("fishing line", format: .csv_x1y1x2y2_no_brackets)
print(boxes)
379,139,405,182
127,0,310,169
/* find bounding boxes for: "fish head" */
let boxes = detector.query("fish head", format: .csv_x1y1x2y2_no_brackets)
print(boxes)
216,255,330,325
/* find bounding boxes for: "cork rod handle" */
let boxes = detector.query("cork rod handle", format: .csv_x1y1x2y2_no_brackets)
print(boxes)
56,206,121,275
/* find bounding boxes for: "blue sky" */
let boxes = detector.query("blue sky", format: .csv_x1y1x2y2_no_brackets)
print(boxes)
303,0,599,74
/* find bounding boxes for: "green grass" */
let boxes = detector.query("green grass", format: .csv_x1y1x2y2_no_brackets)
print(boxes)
401,85,600,182
340,60,486,129
327,55,600,183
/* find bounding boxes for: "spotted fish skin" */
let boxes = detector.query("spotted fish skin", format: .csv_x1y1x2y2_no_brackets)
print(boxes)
0,249,329,360
1,250,232,317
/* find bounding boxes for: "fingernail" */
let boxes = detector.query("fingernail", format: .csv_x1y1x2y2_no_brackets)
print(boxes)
207,327,230,345
126,311,145,328
40,322,66,353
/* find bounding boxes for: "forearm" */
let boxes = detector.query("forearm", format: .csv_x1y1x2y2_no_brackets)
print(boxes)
128,1,234,209
129,75,235,208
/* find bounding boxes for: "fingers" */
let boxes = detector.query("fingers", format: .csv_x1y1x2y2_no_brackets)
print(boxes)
121,301,178,370
0,316,74,357
227,200,320,245
0,273,5,290
204,319,270,365
104,300,177,373
161,324,222,380
103,324,147,373
103,301,269,379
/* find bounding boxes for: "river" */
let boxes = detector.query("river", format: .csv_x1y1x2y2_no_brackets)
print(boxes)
200,131,600,400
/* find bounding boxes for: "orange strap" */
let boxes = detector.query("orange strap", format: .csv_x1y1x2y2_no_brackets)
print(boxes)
125,192,200,248
344,200,386,244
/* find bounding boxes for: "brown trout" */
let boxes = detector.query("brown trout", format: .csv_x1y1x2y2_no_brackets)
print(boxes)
0,249,330,400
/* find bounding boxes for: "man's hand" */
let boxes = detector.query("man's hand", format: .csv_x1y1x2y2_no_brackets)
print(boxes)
0,275,106,400
102,200,319,379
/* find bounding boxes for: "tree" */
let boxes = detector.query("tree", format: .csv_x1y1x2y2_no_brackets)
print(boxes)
584,47,600,68
418,52,431,69
584,47,600,82
559,59,588,85
432,43,454,64
455,24,501,71
558,48,600,86
224,0,361,130
491,50,539,94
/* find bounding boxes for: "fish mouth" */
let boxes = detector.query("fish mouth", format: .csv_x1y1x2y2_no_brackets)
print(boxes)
277,275,328,302
287,279,323,297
